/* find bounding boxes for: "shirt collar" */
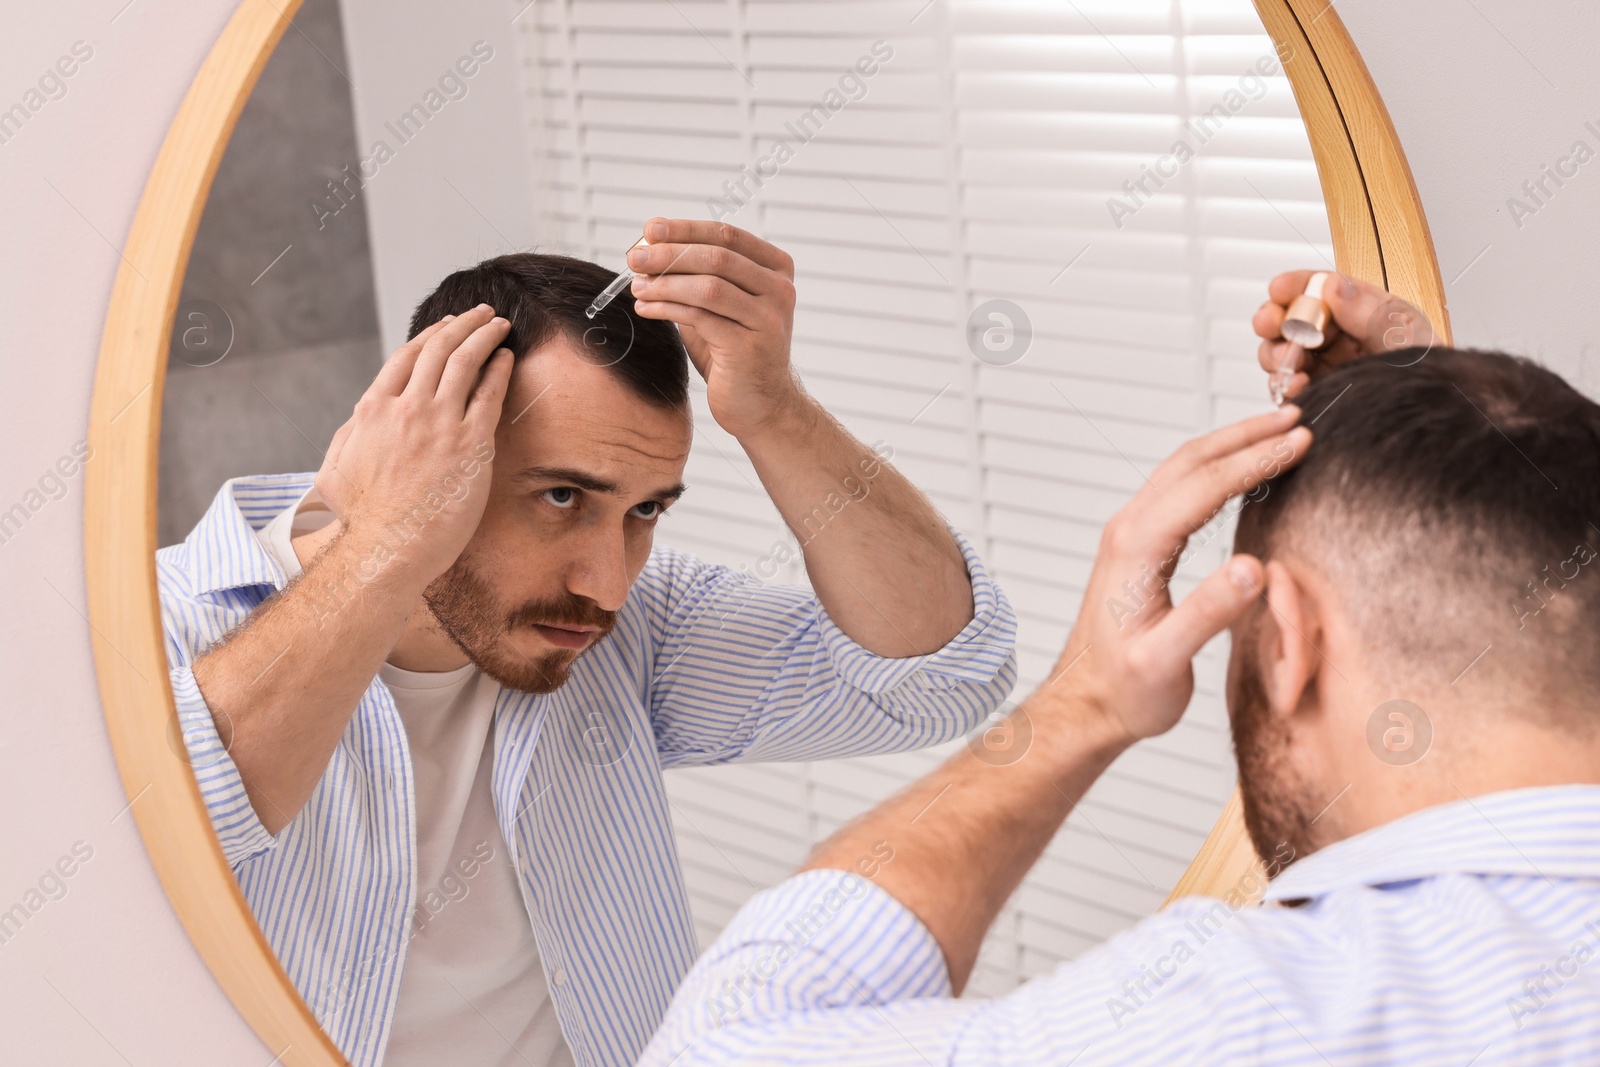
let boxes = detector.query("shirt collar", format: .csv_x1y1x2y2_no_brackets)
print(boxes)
1264,783,1600,902
182,472,317,596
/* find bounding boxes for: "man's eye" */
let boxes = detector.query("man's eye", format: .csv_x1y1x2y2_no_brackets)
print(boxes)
630,501,664,521
542,488,577,509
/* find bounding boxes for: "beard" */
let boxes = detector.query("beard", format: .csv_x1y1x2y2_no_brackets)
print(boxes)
1225,616,1320,869
421,554,617,694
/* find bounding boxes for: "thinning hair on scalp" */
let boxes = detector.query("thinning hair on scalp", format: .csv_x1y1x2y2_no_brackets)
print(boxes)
1234,347,1600,700
407,252,690,408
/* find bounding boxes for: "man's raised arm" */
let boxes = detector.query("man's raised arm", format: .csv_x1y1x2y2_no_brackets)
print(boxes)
638,404,1311,1065
629,218,974,657
180,308,513,835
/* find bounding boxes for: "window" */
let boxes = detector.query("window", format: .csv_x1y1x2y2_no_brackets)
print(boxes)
521,0,1332,994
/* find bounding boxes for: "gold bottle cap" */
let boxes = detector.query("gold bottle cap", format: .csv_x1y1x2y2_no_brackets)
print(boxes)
1281,271,1331,348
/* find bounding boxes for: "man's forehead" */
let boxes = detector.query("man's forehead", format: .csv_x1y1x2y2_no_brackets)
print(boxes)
500,334,692,466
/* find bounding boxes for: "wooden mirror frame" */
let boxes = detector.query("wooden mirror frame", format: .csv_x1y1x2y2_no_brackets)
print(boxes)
83,1,1448,1062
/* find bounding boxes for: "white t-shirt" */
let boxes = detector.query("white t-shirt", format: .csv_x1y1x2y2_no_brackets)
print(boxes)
256,486,572,1067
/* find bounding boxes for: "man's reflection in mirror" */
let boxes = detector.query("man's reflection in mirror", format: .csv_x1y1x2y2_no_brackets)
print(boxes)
157,225,1018,1067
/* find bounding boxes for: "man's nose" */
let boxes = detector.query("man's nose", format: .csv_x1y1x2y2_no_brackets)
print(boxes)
564,527,631,613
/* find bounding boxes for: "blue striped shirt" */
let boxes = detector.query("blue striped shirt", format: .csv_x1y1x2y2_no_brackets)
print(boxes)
641,784,1600,1066
156,472,1018,1067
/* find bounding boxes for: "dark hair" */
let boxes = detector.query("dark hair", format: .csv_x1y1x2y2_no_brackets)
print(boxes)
407,252,689,408
1235,347,1600,696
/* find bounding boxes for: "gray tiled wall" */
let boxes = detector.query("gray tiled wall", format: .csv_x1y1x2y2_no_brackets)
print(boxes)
158,0,381,546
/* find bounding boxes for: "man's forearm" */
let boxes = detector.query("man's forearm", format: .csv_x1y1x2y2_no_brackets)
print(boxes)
191,530,426,834
794,406,1312,993
799,682,1133,991
737,385,973,657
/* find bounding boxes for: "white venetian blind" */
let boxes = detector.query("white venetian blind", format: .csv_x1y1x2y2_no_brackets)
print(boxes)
517,0,1332,995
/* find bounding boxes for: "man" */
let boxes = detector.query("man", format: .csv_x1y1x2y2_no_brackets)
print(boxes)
157,220,1019,1067
640,273,1600,1065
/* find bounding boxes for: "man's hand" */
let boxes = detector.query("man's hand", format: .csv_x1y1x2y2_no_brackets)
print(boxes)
626,217,798,437
189,305,512,835
1045,404,1312,743
625,216,976,656
315,305,513,584
1253,270,1438,400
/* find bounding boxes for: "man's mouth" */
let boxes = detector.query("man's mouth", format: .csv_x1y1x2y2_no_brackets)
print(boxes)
529,622,599,650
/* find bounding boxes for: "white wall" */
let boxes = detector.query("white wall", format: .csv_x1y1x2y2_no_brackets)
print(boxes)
0,2,274,1063
338,0,540,355
1340,0,1600,395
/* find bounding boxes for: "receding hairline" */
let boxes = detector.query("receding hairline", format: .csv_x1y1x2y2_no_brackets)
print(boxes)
503,326,695,416
406,251,691,410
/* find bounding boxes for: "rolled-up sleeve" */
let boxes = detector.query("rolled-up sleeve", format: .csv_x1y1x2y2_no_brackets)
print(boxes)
816,530,1016,695
170,665,279,867
640,868,973,1066
157,551,279,869
642,529,1018,766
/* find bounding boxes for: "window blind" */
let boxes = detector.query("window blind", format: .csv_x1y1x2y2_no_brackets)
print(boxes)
517,0,1332,995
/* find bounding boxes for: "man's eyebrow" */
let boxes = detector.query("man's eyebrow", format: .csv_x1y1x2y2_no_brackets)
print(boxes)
513,465,686,501
513,465,617,493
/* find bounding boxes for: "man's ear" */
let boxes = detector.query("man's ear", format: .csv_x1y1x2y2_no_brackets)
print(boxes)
1261,559,1320,718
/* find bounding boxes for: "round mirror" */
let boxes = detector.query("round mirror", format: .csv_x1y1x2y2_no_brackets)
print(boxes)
85,0,1447,1063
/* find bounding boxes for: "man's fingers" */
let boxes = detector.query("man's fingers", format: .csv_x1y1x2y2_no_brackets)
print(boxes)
633,298,747,354
422,313,512,406
1258,336,1279,374
1160,425,1311,527
627,241,780,297
1136,555,1263,666
1320,273,1397,346
1331,288,1436,357
324,416,354,471
1277,370,1311,400
1255,338,1305,382
435,316,513,410
1117,421,1311,562
1252,299,1288,347
1265,270,1313,307
373,316,453,396
405,304,500,399
1270,270,1436,356
1262,271,1436,360
1111,406,1301,552
1264,269,1378,307
631,272,769,330
317,416,356,515
638,217,795,276
465,348,515,431
1167,404,1301,471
